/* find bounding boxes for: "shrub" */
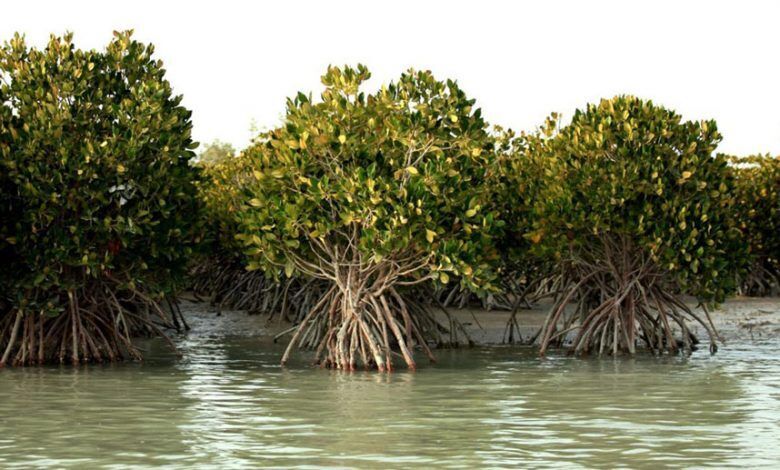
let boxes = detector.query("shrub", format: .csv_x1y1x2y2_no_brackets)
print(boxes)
523,96,745,355
0,32,199,366
730,154,780,295
234,65,505,370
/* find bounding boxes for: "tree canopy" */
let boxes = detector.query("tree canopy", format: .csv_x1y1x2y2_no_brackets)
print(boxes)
236,64,505,292
0,31,199,364
527,96,744,303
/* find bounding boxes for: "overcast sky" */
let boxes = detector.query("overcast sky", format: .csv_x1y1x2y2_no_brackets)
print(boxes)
2,0,778,156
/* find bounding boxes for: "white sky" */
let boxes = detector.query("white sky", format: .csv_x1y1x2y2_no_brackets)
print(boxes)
2,0,778,156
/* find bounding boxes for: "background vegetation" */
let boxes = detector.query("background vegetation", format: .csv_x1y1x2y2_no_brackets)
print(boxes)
731,154,780,295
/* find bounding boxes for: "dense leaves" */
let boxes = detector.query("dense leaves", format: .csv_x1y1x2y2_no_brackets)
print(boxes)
197,147,252,253
510,96,748,355
731,154,780,294
0,31,199,364
237,65,504,291
527,96,745,303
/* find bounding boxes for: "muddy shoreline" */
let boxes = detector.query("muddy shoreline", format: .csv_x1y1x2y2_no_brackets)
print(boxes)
179,296,780,347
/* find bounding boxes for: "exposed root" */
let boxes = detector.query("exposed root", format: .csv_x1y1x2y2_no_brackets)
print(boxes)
190,256,325,323
280,284,443,371
738,259,780,297
0,277,183,367
502,270,563,344
537,235,721,356
421,267,553,312
428,283,514,311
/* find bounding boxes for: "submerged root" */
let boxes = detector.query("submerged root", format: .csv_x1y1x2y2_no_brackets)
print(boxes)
537,236,721,356
280,285,442,371
0,278,183,367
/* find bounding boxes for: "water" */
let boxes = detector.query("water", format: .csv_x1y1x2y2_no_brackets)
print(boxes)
1,306,779,469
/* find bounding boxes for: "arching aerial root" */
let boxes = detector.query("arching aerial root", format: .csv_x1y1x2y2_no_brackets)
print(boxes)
537,237,722,356
280,285,443,371
0,278,185,367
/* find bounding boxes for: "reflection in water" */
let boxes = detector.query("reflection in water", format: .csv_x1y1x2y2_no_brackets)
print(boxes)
0,306,779,468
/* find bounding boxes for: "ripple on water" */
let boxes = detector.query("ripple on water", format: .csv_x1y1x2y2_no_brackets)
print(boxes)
0,304,779,468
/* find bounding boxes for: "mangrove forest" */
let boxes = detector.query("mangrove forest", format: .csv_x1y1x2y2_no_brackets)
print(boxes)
1,32,778,369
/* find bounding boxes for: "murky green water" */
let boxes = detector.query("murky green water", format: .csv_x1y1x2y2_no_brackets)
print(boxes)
1,307,779,469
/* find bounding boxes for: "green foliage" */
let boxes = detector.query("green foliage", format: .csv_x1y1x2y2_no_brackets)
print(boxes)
0,81,14,303
493,124,554,268
235,65,505,291
0,31,200,315
197,139,236,166
197,149,253,252
525,96,745,302
730,154,780,291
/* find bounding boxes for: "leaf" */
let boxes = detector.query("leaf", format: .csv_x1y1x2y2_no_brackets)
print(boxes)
284,260,295,277
425,229,436,243
406,166,418,175
249,198,263,207
338,134,347,144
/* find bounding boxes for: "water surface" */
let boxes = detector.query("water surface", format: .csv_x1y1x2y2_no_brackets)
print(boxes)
1,307,779,468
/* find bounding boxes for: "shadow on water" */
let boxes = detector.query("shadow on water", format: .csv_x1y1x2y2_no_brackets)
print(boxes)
0,304,779,468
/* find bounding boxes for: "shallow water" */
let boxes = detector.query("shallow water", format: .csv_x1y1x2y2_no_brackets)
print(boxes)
1,307,779,469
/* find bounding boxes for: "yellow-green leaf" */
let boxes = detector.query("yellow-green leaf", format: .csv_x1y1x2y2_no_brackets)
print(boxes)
284,260,295,277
